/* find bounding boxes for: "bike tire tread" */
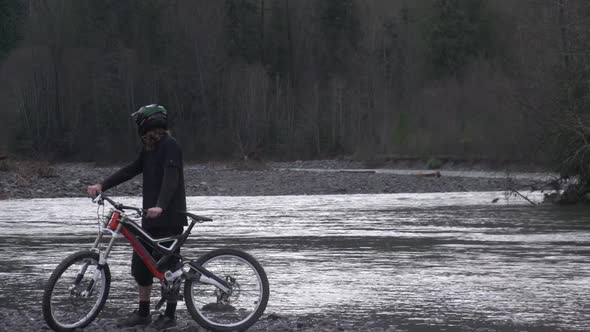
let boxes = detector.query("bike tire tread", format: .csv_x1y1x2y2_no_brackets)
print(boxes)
42,250,111,332
184,248,269,332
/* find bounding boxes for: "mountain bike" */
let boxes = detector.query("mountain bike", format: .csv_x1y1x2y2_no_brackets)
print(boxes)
42,193,269,332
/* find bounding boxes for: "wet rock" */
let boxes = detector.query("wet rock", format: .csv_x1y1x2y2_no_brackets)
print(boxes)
267,312,283,320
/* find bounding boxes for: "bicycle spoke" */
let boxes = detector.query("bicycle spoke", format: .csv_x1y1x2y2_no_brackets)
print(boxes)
188,254,264,327
49,257,107,329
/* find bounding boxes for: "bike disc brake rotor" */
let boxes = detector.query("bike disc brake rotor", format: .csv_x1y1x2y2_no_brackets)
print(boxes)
191,255,263,327
51,258,106,328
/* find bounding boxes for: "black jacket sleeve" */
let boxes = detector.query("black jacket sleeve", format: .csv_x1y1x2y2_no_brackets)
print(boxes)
155,139,182,210
100,153,143,191
156,166,179,210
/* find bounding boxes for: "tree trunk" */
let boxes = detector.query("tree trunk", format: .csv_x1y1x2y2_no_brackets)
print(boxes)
286,0,295,87
558,0,570,69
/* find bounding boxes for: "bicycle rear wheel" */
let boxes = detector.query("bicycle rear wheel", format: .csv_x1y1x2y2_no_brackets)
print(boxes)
42,250,110,332
184,248,269,332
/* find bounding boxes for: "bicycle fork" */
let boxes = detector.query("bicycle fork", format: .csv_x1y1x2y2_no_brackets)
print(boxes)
73,223,121,298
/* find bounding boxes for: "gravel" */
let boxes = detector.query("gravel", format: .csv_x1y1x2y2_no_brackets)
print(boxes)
0,308,568,332
0,160,540,200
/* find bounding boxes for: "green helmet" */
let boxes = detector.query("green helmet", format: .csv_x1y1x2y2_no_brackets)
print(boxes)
131,104,168,136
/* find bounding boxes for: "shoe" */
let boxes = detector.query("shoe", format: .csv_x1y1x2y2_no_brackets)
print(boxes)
152,313,177,330
116,310,152,328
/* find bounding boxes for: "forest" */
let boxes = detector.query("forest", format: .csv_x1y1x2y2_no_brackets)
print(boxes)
0,0,589,170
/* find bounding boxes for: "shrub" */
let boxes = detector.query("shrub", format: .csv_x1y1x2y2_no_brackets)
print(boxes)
34,162,58,178
426,157,443,170
0,160,15,172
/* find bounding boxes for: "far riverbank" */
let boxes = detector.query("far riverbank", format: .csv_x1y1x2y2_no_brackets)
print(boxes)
0,159,550,199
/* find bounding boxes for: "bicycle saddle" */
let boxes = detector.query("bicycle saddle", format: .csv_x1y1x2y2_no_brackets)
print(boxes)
178,211,212,222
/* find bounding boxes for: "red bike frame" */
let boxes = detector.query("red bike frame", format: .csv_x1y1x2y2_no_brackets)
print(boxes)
90,195,231,294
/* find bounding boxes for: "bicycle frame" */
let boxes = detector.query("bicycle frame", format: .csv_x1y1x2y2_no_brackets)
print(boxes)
98,210,182,280
43,191,269,332
81,205,231,298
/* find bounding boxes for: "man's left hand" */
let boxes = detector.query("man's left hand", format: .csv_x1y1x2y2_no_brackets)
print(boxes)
146,207,163,219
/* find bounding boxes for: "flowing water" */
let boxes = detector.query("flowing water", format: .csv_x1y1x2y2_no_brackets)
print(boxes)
1,192,589,331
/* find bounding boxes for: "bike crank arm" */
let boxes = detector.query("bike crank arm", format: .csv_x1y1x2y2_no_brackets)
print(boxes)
183,262,231,293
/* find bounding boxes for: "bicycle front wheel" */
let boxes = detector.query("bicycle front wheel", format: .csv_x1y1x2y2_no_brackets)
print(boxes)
42,250,110,332
184,249,269,332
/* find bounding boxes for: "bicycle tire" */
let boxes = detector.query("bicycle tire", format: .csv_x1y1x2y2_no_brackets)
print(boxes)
42,250,111,332
184,248,269,332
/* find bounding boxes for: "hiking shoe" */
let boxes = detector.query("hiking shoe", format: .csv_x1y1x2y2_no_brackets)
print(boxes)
116,310,152,328
152,313,177,330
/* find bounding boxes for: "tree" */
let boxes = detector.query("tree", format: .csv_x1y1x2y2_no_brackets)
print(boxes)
318,0,360,75
0,0,25,59
226,0,261,63
424,0,494,77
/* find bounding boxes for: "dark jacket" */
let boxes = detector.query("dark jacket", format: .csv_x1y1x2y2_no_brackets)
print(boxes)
101,135,187,232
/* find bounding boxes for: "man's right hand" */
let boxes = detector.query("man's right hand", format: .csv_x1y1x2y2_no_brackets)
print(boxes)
87,184,103,197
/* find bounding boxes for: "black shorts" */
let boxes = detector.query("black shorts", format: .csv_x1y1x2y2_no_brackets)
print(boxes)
131,228,182,286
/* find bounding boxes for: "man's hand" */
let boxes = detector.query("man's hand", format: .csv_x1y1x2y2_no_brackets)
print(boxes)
87,184,103,197
146,207,163,219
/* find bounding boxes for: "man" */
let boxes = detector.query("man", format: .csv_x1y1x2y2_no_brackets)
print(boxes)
87,104,187,329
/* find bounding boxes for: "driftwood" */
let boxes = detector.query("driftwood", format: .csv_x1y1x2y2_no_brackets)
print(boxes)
415,171,442,178
376,154,527,164
338,170,376,174
509,188,537,206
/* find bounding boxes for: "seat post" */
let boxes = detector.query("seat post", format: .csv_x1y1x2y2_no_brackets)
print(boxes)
177,220,197,245
185,220,197,235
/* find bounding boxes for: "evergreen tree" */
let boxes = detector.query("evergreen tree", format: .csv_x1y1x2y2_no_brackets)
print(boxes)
226,0,261,63
424,0,494,76
0,0,25,59
266,0,289,76
318,0,360,75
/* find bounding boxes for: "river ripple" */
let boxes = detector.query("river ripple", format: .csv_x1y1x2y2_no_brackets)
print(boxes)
0,192,589,330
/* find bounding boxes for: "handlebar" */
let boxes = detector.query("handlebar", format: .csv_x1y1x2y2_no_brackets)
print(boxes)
92,192,213,225
93,193,144,216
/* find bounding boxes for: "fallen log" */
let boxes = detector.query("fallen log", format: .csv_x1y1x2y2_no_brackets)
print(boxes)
415,171,441,178
338,170,376,174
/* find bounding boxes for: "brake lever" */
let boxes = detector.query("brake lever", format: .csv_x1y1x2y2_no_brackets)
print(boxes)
92,193,103,205
131,208,146,219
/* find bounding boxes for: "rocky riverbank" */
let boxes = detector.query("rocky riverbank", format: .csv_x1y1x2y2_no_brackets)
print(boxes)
0,308,572,332
0,159,547,200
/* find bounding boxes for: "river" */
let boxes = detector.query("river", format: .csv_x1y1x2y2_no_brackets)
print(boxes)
0,192,589,331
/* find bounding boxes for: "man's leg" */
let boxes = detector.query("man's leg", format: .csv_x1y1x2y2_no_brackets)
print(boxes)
153,298,178,329
165,230,182,319
117,252,153,327
165,300,177,318
139,285,152,317
153,229,182,329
